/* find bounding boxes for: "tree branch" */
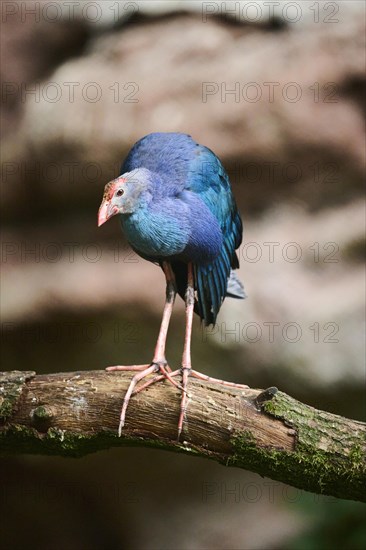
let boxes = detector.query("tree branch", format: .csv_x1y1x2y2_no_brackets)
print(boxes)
1,370,365,502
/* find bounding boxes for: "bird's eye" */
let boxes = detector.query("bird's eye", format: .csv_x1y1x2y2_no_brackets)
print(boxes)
116,189,124,197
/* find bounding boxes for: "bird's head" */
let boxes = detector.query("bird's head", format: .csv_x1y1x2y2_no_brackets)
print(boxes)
98,168,153,226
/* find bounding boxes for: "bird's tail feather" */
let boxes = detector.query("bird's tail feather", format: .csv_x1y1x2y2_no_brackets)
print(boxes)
226,270,247,299
169,258,246,327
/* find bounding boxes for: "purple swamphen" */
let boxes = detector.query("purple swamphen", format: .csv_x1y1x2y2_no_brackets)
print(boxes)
98,132,247,438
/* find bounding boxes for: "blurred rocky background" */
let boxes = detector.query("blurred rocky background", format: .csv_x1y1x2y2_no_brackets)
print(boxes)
1,1,365,549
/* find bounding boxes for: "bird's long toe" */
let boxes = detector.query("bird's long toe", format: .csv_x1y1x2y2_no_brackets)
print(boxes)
177,366,191,440
190,369,249,389
106,364,150,372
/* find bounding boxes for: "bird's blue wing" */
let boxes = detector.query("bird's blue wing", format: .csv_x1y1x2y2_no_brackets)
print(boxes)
185,146,243,325
186,146,242,249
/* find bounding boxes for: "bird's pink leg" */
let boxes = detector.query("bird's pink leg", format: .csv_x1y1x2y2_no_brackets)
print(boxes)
106,262,181,434
107,261,249,438
116,363,157,436
176,263,249,439
178,262,195,439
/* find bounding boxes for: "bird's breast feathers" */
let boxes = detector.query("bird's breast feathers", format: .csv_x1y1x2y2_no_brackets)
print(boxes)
120,194,223,263
121,199,189,257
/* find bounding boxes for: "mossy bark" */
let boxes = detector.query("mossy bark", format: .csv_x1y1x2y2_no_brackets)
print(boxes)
0,370,365,502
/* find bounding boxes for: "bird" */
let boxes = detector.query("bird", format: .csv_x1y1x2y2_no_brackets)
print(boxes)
98,132,247,438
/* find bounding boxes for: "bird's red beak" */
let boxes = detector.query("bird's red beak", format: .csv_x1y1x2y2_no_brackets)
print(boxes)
98,199,118,227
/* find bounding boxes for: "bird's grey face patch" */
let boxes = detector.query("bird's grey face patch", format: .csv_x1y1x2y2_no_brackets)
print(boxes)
116,169,153,214
98,168,153,225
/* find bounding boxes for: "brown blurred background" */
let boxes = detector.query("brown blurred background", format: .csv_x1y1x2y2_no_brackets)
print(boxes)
1,1,365,549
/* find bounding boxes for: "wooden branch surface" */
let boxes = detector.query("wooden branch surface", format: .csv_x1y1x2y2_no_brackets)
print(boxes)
1,370,365,503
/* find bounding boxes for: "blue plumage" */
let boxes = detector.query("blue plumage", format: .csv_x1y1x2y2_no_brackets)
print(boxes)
106,132,245,325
